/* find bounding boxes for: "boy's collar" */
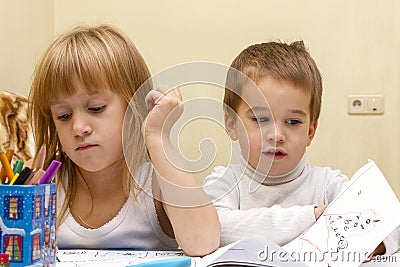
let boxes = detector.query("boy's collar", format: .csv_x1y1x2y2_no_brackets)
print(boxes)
239,154,306,187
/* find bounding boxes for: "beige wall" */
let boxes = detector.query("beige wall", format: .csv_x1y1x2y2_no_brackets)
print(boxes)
0,0,54,95
2,0,399,197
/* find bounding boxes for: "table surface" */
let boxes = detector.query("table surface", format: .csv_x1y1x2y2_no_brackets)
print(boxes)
55,248,400,267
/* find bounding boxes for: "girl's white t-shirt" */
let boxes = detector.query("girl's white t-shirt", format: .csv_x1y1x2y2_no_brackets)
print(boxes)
56,164,178,249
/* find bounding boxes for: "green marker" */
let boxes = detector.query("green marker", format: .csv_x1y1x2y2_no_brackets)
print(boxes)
12,160,24,174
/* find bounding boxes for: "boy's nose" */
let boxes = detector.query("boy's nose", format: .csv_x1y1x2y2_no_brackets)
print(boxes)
72,115,92,137
266,125,285,143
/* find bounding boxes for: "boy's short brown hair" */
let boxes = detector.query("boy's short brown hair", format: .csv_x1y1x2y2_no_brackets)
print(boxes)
224,41,322,123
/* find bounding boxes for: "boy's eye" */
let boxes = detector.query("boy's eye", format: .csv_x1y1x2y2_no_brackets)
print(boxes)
286,119,302,125
88,105,106,112
57,113,71,121
252,117,270,124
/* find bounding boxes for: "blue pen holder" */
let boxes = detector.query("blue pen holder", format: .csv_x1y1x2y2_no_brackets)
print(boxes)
0,183,56,266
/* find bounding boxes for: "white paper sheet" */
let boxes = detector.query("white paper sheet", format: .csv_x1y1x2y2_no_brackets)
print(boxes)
283,160,400,267
56,249,187,267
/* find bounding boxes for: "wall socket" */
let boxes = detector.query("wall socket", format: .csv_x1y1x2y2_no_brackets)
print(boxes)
347,95,384,115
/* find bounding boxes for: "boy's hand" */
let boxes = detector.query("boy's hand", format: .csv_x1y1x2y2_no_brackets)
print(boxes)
314,205,327,219
143,85,183,139
372,242,386,256
364,242,386,262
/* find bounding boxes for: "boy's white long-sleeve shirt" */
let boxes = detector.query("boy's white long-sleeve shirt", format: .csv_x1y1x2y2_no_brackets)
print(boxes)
203,155,400,254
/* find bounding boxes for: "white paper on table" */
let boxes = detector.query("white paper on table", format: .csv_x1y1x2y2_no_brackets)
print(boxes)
56,249,187,267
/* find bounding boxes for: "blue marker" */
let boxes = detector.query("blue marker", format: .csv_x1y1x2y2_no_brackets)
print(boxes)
126,256,191,267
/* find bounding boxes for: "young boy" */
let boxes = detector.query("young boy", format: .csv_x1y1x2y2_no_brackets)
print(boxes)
203,41,399,255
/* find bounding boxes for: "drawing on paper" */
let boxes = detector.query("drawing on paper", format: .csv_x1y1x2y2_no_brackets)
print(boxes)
301,209,380,254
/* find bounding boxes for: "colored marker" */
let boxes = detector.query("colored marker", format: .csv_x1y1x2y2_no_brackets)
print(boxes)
24,158,34,169
13,167,32,185
5,148,14,161
13,160,24,174
39,160,61,184
34,144,46,171
9,173,19,185
0,150,14,183
26,169,45,185
0,148,14,182
125,257,192,267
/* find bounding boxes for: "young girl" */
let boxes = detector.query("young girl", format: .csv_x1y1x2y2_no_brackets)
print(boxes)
29,24,220,256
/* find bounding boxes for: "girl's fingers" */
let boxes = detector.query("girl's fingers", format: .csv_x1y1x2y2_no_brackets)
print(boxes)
145,90,163,111
172,87,182,99
155,84,181,97
156,84,169,93
145,85,182,111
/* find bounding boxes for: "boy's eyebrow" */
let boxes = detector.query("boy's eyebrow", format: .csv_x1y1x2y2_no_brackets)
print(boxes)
245,106,272,116
246,107,308,118
247,106,272,112
288,109,308,117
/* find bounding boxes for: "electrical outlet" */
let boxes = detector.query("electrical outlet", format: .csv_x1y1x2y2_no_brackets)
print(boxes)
347,95,384,115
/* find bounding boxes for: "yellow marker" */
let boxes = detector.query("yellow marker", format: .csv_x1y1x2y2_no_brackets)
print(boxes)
0,152,14,182
9,173,19,185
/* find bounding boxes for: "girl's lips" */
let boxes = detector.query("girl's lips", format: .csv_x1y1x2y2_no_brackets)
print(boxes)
76,144,98,151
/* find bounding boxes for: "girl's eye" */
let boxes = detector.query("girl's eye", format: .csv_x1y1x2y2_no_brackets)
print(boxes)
286,119,302,125
252,117,270,124
57,113,71,121
88,105,106,113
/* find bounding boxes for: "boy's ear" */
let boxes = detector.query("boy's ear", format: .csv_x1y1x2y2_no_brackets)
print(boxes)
224,111,238,141
307,121,318,146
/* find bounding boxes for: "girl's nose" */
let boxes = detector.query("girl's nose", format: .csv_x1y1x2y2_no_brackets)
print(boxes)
72,115,92,137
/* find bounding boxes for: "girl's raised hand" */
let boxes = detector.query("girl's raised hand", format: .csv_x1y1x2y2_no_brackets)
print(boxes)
143,85,221,255
143,85,183,139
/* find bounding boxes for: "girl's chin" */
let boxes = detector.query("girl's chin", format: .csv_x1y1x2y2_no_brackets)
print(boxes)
76,163,105,173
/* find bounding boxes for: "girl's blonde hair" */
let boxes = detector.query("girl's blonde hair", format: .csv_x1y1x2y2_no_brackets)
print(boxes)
29,24,151,227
